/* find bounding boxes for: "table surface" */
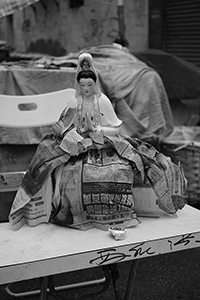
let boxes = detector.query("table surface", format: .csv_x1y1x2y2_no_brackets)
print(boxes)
1,205,200,285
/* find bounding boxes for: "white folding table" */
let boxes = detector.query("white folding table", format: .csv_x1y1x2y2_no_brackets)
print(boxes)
1,205,200,300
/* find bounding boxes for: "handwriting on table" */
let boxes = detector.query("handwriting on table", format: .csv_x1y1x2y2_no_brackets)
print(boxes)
89,248,131,266
89,242,156,266
89,233,200,266
168,233,195,250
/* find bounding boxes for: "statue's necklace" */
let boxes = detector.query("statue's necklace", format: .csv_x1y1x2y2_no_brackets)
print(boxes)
77,95,100,126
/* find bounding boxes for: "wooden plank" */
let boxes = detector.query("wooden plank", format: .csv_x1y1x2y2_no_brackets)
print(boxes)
0,145,36,172
0,171,25,221
0,144,35,222
0,171,25,192
0,191,16,222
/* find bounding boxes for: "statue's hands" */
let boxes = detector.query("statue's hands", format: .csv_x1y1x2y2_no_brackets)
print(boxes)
79,113,96,135
86,113,96,132
79,116,88,134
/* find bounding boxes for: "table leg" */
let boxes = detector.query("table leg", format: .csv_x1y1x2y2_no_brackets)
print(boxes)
81,265,112,299
38,260,138,300
110,264,120,300
39,277,48,300
39,276,68,300
48,275,68,300
124,259,139,300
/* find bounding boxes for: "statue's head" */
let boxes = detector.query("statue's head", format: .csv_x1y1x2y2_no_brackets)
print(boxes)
79,53,93,70
76,70,97,83
75,53,101,97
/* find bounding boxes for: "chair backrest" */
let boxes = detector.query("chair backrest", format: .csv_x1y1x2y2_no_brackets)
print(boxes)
0,88,76,127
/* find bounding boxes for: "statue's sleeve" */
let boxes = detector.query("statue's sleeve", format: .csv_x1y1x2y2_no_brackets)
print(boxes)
98,93,122,136
53,106,76,138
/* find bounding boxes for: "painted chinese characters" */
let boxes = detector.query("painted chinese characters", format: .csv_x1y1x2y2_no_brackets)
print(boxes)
89,232,200,266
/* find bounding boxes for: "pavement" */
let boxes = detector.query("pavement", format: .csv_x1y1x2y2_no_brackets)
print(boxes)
1,206,200,300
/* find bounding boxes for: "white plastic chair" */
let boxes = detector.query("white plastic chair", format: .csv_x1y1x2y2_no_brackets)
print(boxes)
0,88,75,127
0,88,76,194
0,88,76,214
0,88,109,299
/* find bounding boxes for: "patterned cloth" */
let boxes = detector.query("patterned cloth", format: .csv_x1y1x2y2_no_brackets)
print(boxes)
8,128,187,230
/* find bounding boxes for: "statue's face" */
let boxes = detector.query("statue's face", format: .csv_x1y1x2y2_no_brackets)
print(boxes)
79,78,95,97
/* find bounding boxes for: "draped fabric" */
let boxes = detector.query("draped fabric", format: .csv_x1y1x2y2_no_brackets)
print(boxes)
0,0,40,18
